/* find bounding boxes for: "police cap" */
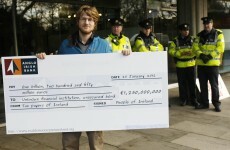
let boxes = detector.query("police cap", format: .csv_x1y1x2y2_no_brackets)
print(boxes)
109,18,124,26
138,19,153,29
178,23,190,31
201,17,213,24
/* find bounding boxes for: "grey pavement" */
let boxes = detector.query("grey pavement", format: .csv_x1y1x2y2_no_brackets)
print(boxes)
1,73,230,150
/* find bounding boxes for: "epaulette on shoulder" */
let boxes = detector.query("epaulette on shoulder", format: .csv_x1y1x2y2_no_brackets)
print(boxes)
108,34,113,38
172,37,177,44
152,35,156,39
216,29,223,35
136,36,143,41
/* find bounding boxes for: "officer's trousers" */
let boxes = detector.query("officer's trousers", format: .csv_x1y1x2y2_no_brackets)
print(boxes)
62,131,103,150
197,66,220,107
176,66,196,103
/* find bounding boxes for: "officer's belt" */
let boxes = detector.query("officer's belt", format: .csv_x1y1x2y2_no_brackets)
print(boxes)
205,42,217,45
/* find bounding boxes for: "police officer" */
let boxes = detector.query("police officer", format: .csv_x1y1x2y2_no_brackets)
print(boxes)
193,17,225,112
105,18,131,55
169,23,199,107
132,19,164,52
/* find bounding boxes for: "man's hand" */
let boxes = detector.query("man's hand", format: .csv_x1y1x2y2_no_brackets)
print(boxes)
36,52,46,59
207,54,213,60
121,49,131,56
199,53,211,64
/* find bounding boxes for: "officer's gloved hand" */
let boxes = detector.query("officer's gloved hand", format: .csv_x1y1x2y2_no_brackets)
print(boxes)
207,54,213,60
199,53,209,64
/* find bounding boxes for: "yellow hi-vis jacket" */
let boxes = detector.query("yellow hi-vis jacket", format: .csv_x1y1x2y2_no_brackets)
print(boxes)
105,33,131,53
132,33,164,52
169,35,196,68
193,28,225,66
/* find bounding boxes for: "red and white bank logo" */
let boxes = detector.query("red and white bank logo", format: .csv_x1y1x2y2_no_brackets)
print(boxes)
4,58,38,75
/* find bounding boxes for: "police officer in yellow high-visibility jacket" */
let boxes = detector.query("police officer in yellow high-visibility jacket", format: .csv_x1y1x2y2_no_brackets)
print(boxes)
169,23,199,107
193,17,225,112
105,18,131,55
132,19,164,52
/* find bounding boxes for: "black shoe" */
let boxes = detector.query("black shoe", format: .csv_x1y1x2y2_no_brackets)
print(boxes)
195,104,209,109
186,101,193,106
188,99,199,106
193,102,200,108
180,101,186,106
187,101,199,107
214,105,221,112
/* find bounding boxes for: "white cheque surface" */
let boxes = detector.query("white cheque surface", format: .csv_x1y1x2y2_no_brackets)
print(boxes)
2,52,169,134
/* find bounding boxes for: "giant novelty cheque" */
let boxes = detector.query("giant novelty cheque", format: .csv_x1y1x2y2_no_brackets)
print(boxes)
1,52,169,134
